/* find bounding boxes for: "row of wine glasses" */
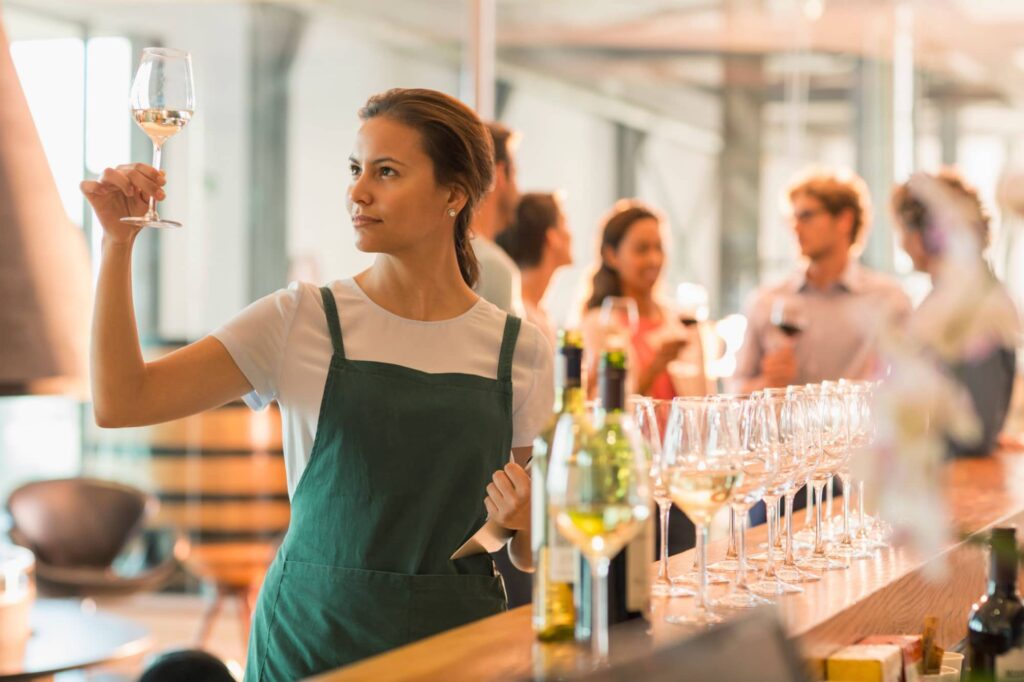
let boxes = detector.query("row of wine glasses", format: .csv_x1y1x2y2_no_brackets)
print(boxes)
627,380,885,627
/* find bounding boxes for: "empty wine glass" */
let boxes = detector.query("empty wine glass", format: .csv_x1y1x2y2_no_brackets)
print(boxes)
630,396,693,598
749,390,805,596
122,47,195,229
796,382,850,572
717,394,776,609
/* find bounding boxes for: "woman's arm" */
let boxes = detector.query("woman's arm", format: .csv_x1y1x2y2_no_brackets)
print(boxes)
84,165,252,427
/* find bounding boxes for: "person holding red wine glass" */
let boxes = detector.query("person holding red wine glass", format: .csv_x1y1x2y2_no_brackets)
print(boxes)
732,169,911,394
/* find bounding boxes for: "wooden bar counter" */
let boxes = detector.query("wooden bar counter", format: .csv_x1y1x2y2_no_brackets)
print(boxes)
312,448,1024,681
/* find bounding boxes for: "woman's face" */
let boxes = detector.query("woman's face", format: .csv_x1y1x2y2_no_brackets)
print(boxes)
546,211,573,268
346,116,459,255
605,217,664,294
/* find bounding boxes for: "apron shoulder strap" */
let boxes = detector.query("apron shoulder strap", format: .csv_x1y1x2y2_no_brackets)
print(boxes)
497,315,521,382
319,286,346,359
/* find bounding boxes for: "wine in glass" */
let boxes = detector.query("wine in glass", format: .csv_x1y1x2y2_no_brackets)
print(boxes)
549,350,651,661
122,47,195,229
664,397,743,626
770,295,807,338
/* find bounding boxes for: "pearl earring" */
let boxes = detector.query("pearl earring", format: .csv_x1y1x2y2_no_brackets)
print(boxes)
447,208,457,217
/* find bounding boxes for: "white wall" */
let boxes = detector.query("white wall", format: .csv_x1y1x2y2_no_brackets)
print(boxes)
501,88,618,328
286,9,460,286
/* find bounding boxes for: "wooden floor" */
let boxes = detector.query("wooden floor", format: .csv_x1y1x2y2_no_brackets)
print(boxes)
54,592,248,680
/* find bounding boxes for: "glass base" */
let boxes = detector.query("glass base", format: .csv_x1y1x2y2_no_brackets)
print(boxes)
121,216,182,229
831,542,874,560
716,587,774,609
665,608,723,627
796,554,849,571
708,558,740,573
776,564,821,583
652,579,696,598
749,577,804,596
676,570,730,586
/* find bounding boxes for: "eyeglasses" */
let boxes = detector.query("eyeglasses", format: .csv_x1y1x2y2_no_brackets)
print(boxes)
791,208,829,224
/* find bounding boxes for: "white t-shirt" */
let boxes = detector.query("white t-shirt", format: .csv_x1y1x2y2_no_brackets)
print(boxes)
472,237,525,317
213,278,554,498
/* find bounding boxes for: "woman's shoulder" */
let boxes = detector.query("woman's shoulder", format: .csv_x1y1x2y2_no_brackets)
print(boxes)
470,297,551,362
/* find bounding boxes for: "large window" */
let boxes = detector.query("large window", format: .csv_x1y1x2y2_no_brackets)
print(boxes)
0,6,133,502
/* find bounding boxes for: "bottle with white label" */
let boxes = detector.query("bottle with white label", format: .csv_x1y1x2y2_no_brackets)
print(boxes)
531,330,584,641
968,527,1024,681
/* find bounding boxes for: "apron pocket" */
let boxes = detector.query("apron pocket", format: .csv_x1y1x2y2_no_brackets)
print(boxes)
407,572,507,642
250,560,507,681
257,560,413,680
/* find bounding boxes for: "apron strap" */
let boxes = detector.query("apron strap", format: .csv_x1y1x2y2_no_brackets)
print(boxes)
497,315,521,383
319,286,346,359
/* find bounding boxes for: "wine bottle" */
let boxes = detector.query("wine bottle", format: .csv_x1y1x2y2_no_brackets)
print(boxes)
968,527,1024,681
531,330,584,642
574,348,653,641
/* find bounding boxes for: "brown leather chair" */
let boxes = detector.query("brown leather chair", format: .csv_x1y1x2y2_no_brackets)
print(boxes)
6,477,184,595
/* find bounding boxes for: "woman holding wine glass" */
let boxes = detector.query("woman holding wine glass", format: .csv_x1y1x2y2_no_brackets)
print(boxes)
82,86,554,680
581,200,709,401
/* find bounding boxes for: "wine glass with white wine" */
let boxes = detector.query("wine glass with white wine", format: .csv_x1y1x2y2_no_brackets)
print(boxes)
122,48,194,229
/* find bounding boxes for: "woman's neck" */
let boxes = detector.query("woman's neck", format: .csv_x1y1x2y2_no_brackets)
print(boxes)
356,248,477,321
621,284,658,319
520,260,556,309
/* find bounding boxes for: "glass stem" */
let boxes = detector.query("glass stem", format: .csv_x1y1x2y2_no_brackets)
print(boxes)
726,507,737,559
658,500,671,582
763,497,778,578
735,507,750,588
784,493,797,566
696,524,710,611
147,143,163,220
774,498,783,549
840,472,852,545
592,556,611,661
813,481,827,557
857,480,867,539
691,527,702,572
804,476,814,528
826,476,834,531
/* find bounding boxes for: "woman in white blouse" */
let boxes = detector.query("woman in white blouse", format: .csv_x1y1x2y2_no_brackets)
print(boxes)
82,88,553,680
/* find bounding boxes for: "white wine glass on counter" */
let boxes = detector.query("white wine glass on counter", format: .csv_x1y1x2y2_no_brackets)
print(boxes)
122,47,194,229
548,402,651,661
664,397,743,626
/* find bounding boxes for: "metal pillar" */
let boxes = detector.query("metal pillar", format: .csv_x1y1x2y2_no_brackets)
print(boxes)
718,55,764,317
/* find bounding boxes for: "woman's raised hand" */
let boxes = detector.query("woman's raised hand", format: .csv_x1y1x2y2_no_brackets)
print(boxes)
80,163,165,244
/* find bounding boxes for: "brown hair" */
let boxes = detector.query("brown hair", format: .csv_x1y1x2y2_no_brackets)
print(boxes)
788,169,871,248
495,192,561,269
585,200,659,310
359,88,494,287
891,168,990,249
486,122,514,177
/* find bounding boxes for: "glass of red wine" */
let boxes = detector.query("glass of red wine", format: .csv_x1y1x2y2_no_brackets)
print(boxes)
770,295,807,338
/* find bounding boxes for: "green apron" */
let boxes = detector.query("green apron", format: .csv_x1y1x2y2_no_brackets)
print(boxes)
245,287,520,681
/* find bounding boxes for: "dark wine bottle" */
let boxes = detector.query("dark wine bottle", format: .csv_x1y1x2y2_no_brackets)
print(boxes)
968,527,1024,681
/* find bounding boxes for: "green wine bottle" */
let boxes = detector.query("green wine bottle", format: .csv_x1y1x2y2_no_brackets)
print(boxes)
575,348,653,641
532,330,585,642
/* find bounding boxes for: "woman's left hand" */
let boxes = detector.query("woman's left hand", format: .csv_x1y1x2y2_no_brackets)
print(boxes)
484,462,531,531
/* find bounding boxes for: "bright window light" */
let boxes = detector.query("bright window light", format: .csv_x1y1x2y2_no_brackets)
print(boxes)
10,38,86,226
86,37,131,175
